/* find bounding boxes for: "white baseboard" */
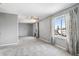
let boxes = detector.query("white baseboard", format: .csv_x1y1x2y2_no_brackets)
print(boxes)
0,43,18,47
39,37,50,43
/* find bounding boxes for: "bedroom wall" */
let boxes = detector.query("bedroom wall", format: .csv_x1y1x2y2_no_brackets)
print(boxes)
19,23,33,37
0,12,18,45
39,18,51,43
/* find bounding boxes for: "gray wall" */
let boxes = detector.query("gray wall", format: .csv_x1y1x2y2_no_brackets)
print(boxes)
0,12,18,45
39,18,51,43
19,23,33,37
33,23,36,36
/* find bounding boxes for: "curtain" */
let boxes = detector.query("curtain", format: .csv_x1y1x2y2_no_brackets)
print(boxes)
69,7,79,55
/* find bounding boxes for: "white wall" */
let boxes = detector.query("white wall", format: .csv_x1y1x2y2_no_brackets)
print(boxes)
39,18,51,43
0,12,18,45
19,23,33,37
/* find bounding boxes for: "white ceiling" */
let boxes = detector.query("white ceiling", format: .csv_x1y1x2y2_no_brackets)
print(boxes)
0,3,76,20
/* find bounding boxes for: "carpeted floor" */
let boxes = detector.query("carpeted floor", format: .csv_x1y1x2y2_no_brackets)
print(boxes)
0,37,71,56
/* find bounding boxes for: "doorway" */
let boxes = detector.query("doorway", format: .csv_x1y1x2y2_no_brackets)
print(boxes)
33,22,39,38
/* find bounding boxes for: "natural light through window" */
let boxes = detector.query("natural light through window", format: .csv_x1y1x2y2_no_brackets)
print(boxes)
54,15,66,38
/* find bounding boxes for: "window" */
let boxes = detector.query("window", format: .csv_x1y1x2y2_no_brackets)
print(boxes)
52,13,70,50
54,15,66,38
